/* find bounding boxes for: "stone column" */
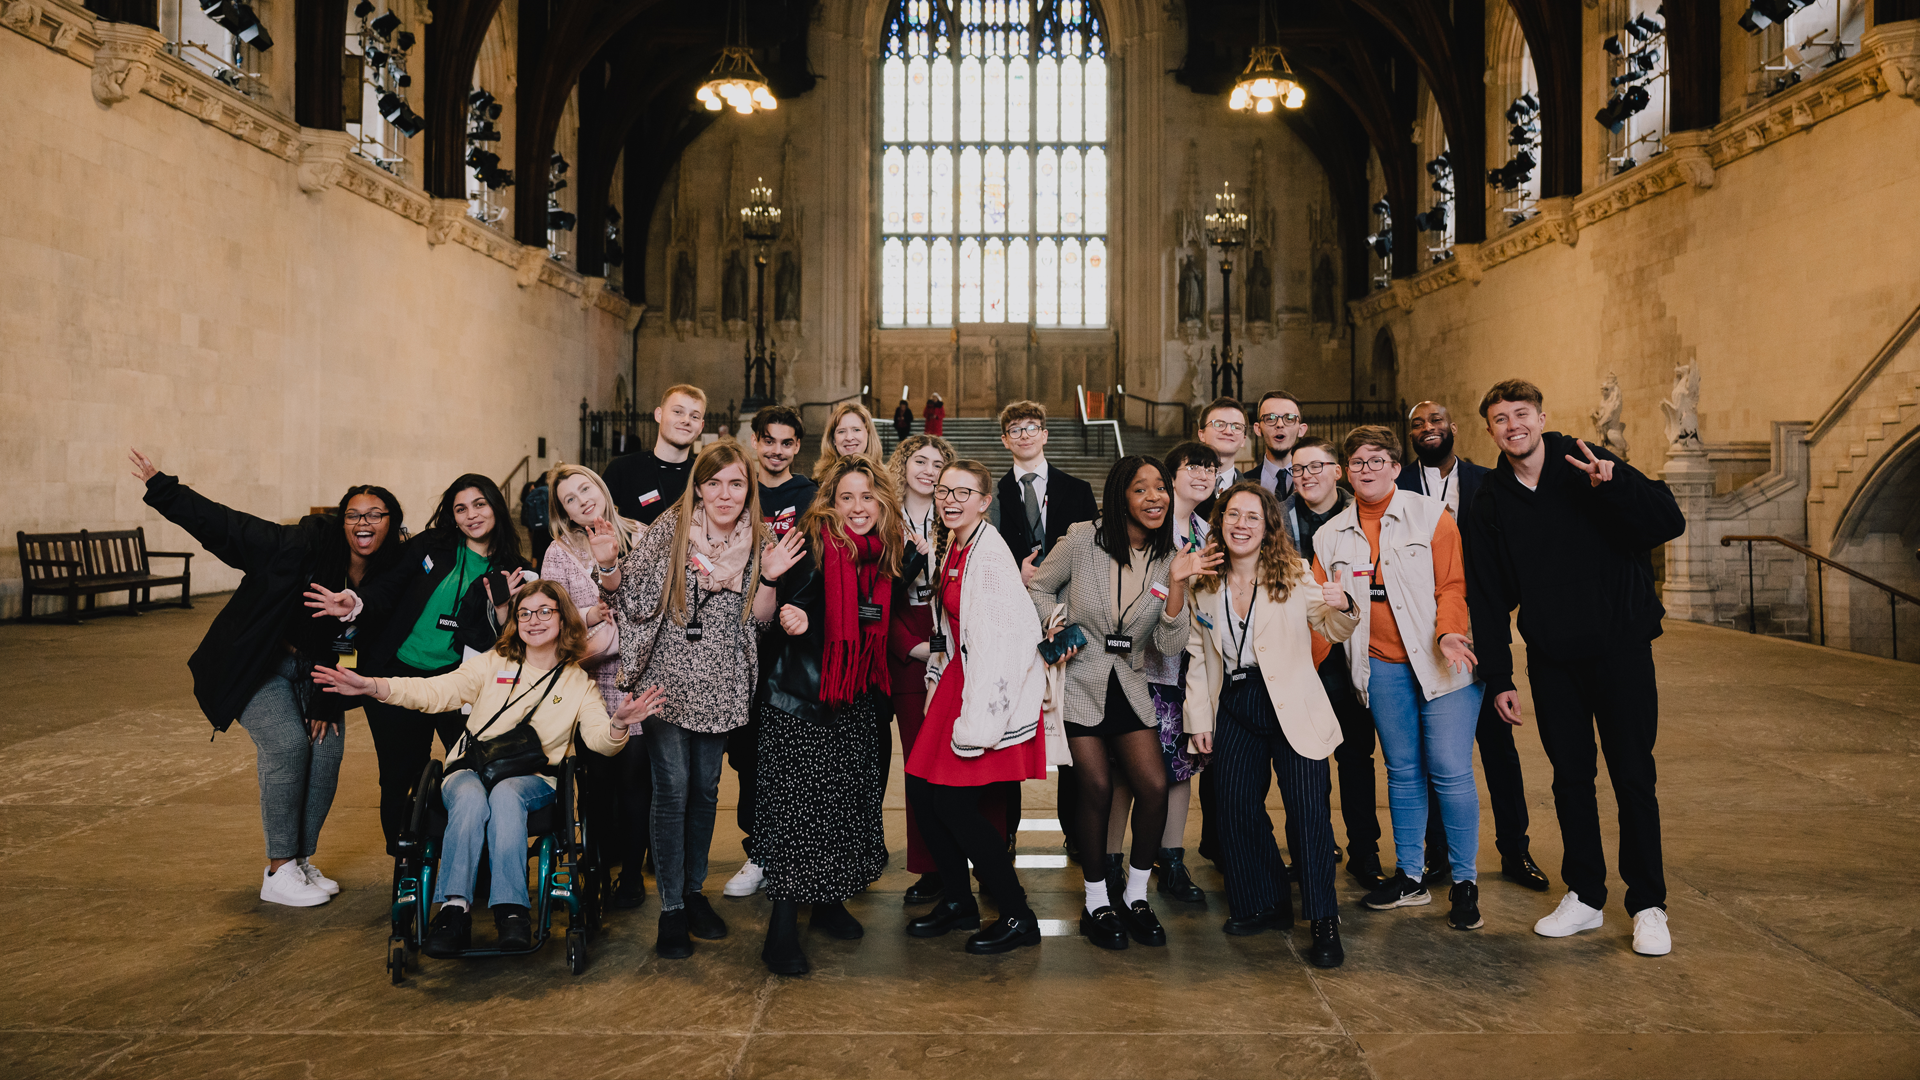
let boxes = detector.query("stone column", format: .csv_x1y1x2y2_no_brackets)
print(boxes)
1659,445,1716,622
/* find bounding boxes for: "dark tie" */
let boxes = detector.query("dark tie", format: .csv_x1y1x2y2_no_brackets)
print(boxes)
1021,473,1043,548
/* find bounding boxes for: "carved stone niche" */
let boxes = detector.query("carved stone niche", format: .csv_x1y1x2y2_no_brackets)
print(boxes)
90,21,166,107
296,129,356,194
425,196,467,245
1863,21,1920,106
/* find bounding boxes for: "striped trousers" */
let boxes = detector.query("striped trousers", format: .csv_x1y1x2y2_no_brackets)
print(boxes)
1214,678,1339,922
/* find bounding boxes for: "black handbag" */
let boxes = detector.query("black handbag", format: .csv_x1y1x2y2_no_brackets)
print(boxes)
451,663,566,790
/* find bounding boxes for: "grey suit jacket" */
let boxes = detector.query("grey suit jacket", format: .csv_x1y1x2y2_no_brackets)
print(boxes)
1027,520,1190,731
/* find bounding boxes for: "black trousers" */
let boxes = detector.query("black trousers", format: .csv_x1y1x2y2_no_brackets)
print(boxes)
1322,648,1381,861
581,739,652,878
1528,642,1665,914
363,676,466,854
906,776,1032,919
727,713,759,858
1425,689,1531,869
1213,679,1338,922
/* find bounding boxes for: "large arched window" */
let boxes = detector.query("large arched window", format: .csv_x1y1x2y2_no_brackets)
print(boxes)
878,0,1109,328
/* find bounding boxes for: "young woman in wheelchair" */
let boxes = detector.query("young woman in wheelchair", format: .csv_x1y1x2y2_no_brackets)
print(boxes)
314,580,664,951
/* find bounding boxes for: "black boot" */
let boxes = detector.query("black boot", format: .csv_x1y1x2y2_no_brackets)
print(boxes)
425,904,471,954
903,873,944,905
809,901,865,940
1155,847,1204,903
1103,852,1126,910
907,899,982,937
1308,916,1344,968
611,870,647,910
655,909,693,959
762,899,810,975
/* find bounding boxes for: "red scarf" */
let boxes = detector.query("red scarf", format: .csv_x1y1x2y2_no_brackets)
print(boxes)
821,530,891,707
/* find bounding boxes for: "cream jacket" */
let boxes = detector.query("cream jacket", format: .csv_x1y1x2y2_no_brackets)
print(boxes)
925,524,1046,757
383,650,628,775
1183,559,1360,761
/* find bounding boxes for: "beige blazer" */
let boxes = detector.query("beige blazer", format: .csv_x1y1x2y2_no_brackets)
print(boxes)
1183,558,1361,761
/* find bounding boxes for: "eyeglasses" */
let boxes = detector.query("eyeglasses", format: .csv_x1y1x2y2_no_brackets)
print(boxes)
1349,457,1395,473
343,510,391,524
1178,463,1218,477
1288,461,1336,478
1221,509,1264,525
933,485,984,502
1003,423,1045,440
1204,420,1246,434
516,606,560,622
1259,412,1303,426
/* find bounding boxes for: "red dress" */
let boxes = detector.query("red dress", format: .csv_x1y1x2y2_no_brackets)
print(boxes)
905,540,1049,786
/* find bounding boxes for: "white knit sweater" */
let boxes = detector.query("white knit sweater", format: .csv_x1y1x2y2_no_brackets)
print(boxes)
925,525,1047,757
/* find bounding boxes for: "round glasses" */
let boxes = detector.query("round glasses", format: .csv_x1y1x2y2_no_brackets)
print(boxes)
933,485,985,502
516,606,560,622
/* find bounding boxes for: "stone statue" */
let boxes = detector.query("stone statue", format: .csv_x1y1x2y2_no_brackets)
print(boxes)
721,250,748,325
1311,255,1337,325
1660,362,1701,447
1591,371,1630,461
1186,341,1210,416
671,250,696,326
778,344,801,407
1178,254,1205,325
774,251,799,322
1245,250,1274,326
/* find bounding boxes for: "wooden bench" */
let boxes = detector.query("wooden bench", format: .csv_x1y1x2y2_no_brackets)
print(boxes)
16,528,194,623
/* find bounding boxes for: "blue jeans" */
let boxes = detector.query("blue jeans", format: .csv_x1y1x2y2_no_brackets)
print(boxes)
1368,659,1484,883
646,720,729,912
437,771,555,908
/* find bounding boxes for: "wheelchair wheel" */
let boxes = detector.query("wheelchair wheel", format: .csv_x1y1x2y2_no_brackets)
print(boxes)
388,937,408,985
566,927,588,976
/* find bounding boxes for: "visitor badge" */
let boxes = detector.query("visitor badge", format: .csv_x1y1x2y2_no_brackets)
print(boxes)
948,567,961,578
640,489,662,506
1104,634,1133,655
1195,611,1214,630
690,551,715,575
928,631,948,654
436,615,460,631
859,602,884,624
1348,563,1373,578
497,670,518,685
1148,581,1169,601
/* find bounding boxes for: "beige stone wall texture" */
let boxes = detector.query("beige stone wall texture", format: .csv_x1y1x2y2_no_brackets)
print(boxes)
0,32,628,618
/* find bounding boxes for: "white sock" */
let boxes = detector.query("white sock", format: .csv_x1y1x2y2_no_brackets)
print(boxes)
1124,865,1151,907
1083,878,1109,914
443,897,469,912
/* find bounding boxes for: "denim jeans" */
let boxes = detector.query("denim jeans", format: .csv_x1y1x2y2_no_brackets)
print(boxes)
437,771,555,908
235,656,343,861
646,720,729,912
1368,659,1484,883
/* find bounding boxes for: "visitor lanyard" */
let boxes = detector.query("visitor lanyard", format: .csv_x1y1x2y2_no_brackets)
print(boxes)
907,507,934,586
1223,581,1256,669
1432,467,1451,506
1115,552,1147,626
1182,514,1206,551
944,522,985,580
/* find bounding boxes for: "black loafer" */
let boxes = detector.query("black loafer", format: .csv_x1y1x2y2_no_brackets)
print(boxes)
966,914,1042,954
809,901,865,940
1346,857,1390,890
1121,900,1167,946
1222,906,1291,936
1079,906,1129,950
1501,853,1551,892
611,871,647,910
1307,916,1344,968
425,904,472,953
493,903,533,950
903,873,944,906
655,909,694,959
907,900,982,938
683,893,728,940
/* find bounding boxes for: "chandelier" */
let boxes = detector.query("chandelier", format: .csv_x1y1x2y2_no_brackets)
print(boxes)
1203,183,1248,248
697,45,777,114
1228,1,1304,113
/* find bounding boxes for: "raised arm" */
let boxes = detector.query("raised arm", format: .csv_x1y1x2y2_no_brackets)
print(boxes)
137,457,297,577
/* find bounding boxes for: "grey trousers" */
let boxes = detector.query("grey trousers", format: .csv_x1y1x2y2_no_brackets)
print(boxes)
235,656,343,861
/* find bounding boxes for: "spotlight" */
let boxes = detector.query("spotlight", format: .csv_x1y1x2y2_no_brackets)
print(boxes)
1367,232,1392,258
1624,84,1650,113
377,91,403,120
1629,13,1663,37
550,179,568,193
396,72,411,88
1415,205,1447,232
370,11,400,38
1603,34,1622,55
550,153,570,175
1611,69,1646,87
394,29,415,50
1595,95,1627,131
353,0,373,16
1636,48,1658,71
467,122,501,141
606,206,620,224
391,106,425,137
1371,199,1391,217
466,147,499,169
1739,0,1805,32
365,46,385,68
548,209,577,231
1520,92,1538,112
201,0,272,48
1770,70,1803,95
1508,123,1536,144
468,89,493,110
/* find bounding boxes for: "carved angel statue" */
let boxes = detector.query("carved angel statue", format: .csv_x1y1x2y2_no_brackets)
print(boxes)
1660,362,1701,448
1591,372,1630,461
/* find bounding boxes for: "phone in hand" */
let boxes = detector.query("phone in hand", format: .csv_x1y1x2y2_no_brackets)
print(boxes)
1038,623,1087,665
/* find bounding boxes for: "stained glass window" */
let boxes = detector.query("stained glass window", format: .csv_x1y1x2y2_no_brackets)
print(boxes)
879,0,1108,328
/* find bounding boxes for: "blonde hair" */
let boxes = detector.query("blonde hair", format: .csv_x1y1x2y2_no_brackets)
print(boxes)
813,401,883,483
660,440,764,626
494,580,592,666
659,383,708,411
802,456,908,580
1193,482,1305,602
545,464,642,562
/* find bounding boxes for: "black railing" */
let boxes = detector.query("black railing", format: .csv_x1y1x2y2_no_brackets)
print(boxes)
1296,399,1410,446
579,401,731,476
1720,534,1918,661
1116,393,1189,436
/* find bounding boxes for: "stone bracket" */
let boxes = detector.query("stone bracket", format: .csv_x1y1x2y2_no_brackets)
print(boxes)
295,129,355,194
89,20,164,107
1863,22,1920,106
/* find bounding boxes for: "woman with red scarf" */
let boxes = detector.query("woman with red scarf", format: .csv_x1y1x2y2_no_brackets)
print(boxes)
751,455,906,974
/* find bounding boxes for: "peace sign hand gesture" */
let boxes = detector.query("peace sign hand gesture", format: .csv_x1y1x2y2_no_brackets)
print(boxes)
1566,439,1616,488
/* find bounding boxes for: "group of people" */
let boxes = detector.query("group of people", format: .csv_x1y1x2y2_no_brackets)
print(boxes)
131,372,1685,976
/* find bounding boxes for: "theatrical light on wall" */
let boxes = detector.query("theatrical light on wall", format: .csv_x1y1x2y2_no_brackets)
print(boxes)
1366,199,1392,262
1739,0,1807,32
378,91,425,136
199,0,272,48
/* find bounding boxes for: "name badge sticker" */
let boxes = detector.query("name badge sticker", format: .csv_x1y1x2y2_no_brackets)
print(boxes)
436,615,460,631
639,489,662,506
858,602,884,624
1148,581,1170,601
497,670,518,685
690,551,715,575
928,632,949,654
1195,611,1215,630
422,555,434,572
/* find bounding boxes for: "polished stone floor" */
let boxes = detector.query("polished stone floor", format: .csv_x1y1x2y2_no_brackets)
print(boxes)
2,598,1917,1079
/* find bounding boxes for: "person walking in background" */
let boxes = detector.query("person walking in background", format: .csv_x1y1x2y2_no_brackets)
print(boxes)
923,392,946,436
1400,399,1547,892
130,449,407,908
605,384,707,526
1469,379,1685,957
813,402,884,484
893,395,915,443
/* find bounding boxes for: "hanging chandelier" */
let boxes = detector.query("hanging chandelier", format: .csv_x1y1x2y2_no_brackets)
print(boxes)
1229,0,1304,113
697,45,777,114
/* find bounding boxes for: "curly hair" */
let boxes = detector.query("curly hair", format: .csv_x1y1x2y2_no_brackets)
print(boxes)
493,579,592,666
1194,482,1304,603
802,454,907,579
886,434,956,499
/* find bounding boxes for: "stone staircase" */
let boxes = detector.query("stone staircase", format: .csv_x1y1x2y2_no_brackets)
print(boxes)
875,417,1192,500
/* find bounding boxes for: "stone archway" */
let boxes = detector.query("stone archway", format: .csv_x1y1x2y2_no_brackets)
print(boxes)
1368,326,1398,402
1826,427,1920,659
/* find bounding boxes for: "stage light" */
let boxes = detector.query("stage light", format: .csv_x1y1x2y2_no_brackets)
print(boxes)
548,209,577,231
550,153,569,175
1415,205,1447,232
370,11,400,38
353,0,373,16
1367,232,1392,258
395,30,414,50
1604,34,1622,55
1739,0,1805,32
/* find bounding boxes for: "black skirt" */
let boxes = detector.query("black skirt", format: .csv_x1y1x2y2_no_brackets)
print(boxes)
752,691,890,903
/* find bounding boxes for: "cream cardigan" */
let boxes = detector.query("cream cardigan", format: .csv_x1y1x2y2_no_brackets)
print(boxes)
925,524,1047,758
1183,559,1361,761
383,650,628,774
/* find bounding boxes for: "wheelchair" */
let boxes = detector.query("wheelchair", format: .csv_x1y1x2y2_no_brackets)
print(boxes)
386,748,605,984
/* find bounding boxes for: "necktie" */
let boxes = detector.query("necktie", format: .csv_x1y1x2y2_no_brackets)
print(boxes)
1273,464,1292,498
1021,472,1043,549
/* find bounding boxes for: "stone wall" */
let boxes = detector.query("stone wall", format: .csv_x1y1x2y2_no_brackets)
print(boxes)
0,22,631,618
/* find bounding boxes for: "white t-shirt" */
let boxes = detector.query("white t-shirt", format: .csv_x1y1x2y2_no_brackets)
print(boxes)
1423,463,1462,516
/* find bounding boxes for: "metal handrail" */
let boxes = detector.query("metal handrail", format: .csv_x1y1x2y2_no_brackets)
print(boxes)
1113,388,1190,436
1076,384,1124,457
1720,533,1917,659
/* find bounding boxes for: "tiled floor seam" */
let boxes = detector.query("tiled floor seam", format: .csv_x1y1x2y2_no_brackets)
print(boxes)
727,973,783,1080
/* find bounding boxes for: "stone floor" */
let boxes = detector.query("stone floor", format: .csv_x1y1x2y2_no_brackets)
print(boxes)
2,597,1917,1079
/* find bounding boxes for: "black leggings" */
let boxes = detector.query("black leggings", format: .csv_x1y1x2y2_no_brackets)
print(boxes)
905,776,1031,919
581,740,652,875
1069,671,1169,882
363,692,466,854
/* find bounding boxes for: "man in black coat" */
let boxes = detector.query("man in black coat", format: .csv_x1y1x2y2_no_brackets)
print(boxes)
1397,400,1548,892
1467,379,1685,957
994,400,1098,586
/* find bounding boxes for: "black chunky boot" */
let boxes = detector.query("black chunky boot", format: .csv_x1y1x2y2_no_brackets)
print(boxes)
1155,847,1204,903
1308,916,1345,968
809,901,865,940
762,899,810,975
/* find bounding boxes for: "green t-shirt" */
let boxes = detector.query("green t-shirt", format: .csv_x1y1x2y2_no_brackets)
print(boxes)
396,545,491,671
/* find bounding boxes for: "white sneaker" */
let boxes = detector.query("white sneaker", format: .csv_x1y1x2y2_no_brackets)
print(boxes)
1533,891,1604,938
261,862,331,907
1632,907,1672,956
722,859,765,897
298,858,340,896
